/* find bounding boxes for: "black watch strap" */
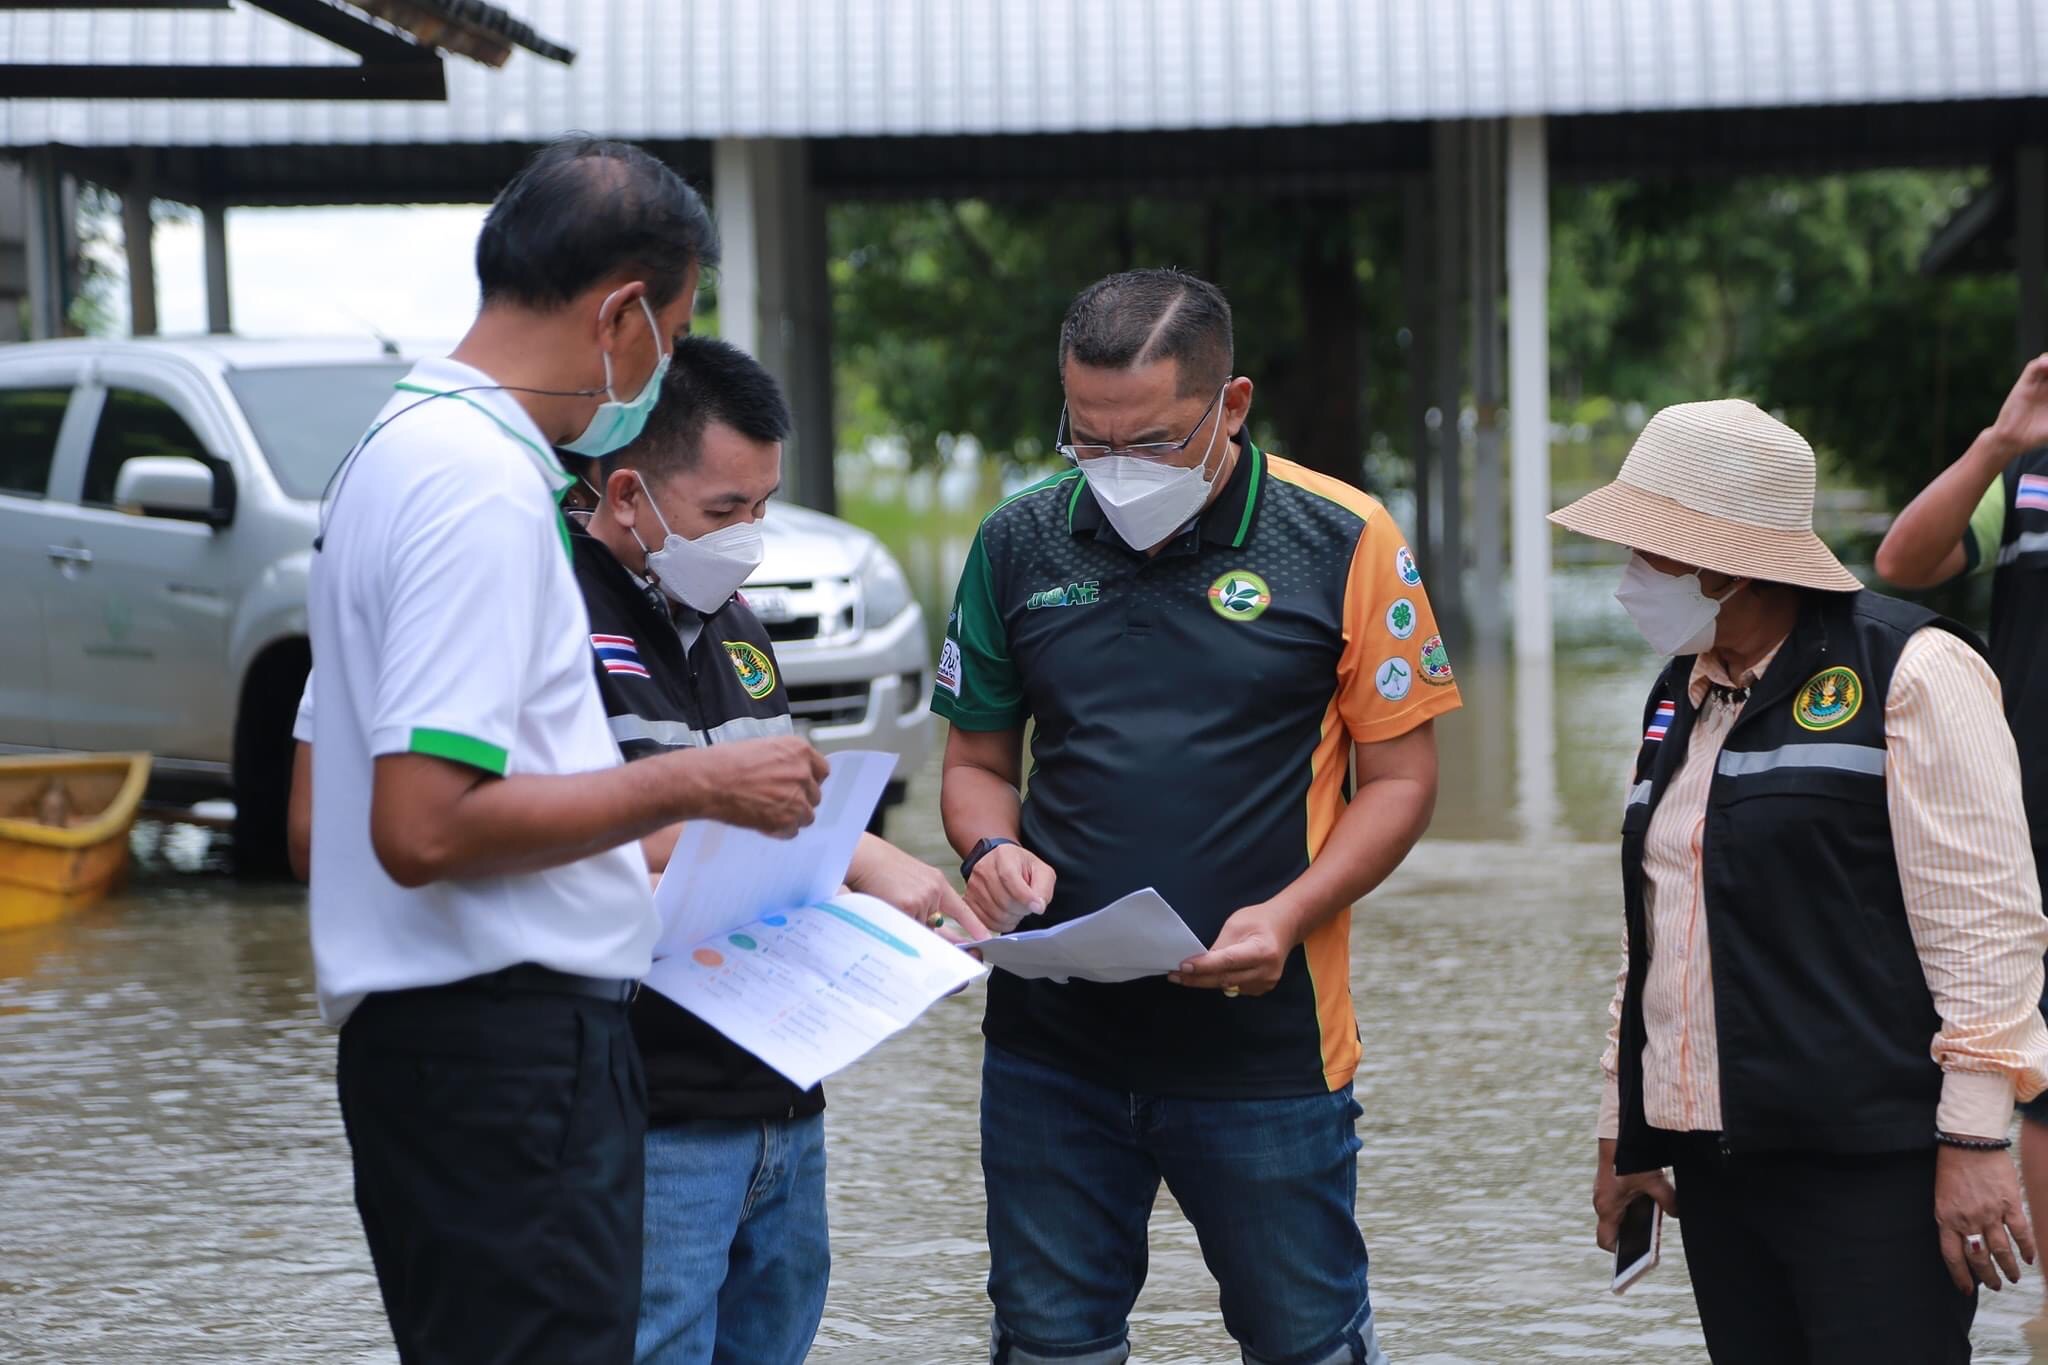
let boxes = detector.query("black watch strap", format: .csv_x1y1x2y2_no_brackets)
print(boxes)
960,836,1018,883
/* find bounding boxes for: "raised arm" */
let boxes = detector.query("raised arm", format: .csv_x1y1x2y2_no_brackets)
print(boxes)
1876,355,2048,588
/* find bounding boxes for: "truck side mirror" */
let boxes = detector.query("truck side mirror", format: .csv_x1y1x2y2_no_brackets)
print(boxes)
114,455,236,528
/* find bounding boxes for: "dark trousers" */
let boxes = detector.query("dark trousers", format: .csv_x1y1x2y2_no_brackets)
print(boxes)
337,978,648,1365
1671,1138,1975,1364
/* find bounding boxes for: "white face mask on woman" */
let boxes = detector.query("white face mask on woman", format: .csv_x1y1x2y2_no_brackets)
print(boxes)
1613,552,1746,656
630,474,765,614
1078,395,1227,551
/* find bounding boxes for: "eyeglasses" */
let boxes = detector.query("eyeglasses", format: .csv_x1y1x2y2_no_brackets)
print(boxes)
1056,385,1226,464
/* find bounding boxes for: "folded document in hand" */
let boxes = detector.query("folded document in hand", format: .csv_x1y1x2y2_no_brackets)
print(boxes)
967,888,1206,984
643,751,986,1089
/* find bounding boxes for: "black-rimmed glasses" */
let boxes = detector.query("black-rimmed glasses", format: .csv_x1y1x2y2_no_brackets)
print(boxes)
1056,385,1226,464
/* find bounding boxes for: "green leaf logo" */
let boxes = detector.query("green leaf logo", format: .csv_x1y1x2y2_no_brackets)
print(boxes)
1207,569,1272,621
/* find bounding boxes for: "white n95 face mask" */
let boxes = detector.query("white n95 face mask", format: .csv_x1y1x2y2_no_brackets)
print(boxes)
1079,404,1226,552
1614,553,1742,656
632,475,765,614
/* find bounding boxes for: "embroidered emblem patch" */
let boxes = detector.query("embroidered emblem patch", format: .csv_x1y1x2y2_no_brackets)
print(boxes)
1208,570,1273,621
936,638,963,697
725,641,778,700
1646,700,1676,742
1418,634,1454,686
1793,666,1862,732
1385,597,1417,640
1375,657,1414,702
1395,545,1422,587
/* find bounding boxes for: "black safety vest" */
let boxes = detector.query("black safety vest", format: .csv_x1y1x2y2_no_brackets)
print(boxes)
1991,449,2048,852
1612,590,1982,1174
571,526,824,1124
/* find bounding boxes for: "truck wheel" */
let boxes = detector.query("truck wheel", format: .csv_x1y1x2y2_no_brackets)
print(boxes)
232,643,310,880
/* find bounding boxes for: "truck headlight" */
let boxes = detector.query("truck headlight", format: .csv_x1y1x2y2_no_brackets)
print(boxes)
857,546,913,628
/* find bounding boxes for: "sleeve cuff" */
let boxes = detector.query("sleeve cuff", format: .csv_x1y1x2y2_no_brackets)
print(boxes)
931,697,1024,732
1346,683,1464,744
1937,1070,2016,1140
381,726,510,776
1597,1074,1621,1142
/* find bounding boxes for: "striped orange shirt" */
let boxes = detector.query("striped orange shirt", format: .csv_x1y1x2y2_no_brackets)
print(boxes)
1599,627,2048,1141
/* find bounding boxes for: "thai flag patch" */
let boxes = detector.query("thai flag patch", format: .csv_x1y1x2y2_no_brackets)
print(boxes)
591,633,650,679
2019,474,2048,513
1646,700,1676,743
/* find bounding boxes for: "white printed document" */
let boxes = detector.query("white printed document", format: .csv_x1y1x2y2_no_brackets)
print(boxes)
652,750,898,959
643,893,984,1090
644,750,987,1088
967,888,1207,984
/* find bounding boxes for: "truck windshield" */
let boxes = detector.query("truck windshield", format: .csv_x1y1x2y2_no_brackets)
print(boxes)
224,362,413,501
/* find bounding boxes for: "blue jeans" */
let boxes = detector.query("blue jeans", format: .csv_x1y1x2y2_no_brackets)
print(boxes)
634,1115,829,1365
980,1044,1388,1365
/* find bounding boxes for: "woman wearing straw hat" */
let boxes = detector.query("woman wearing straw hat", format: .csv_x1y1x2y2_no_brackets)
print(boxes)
1552,399,2048,1362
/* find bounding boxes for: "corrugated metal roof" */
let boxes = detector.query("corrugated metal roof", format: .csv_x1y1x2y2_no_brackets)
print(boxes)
4,0,2047,149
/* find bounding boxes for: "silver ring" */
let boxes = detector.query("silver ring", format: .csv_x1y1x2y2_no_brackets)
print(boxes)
1967,1234,1987,1253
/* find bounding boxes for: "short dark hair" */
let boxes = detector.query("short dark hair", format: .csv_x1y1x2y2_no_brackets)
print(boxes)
476,136,719,312
608,336,792,482
1057,268,1233,397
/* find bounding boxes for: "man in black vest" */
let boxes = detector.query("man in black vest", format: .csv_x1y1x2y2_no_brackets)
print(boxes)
569,337,977,1365
1552,399,2048,1362
1876,354,2048,1337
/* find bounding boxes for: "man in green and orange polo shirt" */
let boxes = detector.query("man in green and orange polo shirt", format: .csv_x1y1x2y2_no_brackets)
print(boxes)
936,268,1461,1365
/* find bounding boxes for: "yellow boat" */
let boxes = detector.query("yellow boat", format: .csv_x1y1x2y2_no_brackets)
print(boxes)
0,754,152,932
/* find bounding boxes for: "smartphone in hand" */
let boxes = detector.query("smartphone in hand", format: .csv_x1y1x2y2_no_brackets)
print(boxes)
1611,1195,1662,1295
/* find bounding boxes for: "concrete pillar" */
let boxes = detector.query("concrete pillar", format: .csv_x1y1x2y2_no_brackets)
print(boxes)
0,162,27,343
2019,146,2047,363
1433,121,1467,623
203,201,232,335
1506,116,1552,660
1468,120,1505,640
122,173,157,338
713,137,836,512
22,151,71,341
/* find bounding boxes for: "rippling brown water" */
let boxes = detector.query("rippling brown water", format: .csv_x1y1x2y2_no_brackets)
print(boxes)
2,642,2040,1362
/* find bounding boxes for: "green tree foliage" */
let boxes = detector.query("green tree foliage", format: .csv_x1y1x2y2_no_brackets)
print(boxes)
830,195,1407,483
829,168,2020,516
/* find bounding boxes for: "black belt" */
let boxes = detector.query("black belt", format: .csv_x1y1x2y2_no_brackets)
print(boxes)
453,963,637,1004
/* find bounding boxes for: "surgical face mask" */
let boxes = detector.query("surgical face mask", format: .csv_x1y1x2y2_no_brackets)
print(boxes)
1079,397,1227,551
631,474,765,613
562,297,671,458
1614,553,1744,656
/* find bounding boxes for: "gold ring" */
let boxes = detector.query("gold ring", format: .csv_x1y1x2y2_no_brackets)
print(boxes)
1223,986,1241,998
927,912,947,930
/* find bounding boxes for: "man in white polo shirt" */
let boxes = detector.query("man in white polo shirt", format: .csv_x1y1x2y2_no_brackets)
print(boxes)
305,138,828,1365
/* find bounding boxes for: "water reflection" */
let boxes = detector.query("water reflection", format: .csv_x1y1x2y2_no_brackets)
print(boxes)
0,567,2038,1363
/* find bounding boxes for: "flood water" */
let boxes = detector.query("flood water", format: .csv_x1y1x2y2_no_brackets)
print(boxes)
3,569,2043,1363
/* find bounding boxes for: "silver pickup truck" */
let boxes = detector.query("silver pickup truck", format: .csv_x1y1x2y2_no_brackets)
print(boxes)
0,336,931,872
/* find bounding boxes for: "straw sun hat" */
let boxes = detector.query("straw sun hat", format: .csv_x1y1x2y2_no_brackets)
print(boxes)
1548,398,1862,593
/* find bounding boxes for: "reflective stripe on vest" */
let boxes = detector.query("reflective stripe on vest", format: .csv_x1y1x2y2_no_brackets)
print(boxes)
1715,742,1885,779
1998,530,2048,567
607,713,794,749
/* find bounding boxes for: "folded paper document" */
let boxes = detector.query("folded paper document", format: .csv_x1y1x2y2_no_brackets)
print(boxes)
967,888,1206,984
645,751,986,1088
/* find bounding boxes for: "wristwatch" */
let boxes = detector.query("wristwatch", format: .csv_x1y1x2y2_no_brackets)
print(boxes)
960,836,1018,883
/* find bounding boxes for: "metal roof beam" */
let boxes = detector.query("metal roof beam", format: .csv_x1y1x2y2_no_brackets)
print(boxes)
241,0,438,65
0,63,446,100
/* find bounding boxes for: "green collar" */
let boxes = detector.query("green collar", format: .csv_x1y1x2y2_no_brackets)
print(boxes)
393,379,576,560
